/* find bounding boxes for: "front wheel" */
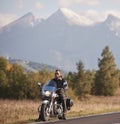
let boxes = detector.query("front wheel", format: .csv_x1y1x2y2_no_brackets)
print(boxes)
41,104,50,121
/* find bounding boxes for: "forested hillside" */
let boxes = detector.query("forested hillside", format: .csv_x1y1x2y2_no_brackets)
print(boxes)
9,58,58,73
0,57,55,99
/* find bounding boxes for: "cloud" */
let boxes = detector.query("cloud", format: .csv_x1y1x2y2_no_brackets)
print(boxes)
83,10,105,22
35,2,44,9
105,10,120,18
74,0,99,6
16,0,24,9
81,9,120,24
0,13,17,28
59,0,99,7
84,0,99,6
59,0,72,7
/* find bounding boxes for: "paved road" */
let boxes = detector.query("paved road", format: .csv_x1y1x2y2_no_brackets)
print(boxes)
31,112,120,124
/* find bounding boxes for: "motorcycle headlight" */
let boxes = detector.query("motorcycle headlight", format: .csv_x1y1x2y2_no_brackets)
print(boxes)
44,91,51,96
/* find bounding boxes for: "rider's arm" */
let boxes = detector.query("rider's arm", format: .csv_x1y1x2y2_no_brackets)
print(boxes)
63,80,68,90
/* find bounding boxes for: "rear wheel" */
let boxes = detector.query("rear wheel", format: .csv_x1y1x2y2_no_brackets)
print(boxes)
58,113,66,120
58,115,63,120
57,104,65,120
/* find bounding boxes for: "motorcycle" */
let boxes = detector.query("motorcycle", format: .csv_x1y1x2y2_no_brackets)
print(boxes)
38,80,73,121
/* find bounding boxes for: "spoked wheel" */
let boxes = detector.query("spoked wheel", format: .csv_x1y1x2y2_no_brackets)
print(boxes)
41,104,50,121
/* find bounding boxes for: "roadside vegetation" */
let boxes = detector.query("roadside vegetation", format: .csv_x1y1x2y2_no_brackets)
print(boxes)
0,45,120,124
0,94,120,124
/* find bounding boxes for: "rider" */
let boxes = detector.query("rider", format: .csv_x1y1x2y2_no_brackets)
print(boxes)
52,69,68,119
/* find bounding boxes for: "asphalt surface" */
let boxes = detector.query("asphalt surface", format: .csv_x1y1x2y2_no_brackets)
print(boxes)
30,112,120,124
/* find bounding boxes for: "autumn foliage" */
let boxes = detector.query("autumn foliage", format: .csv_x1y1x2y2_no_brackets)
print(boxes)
0,46,120,99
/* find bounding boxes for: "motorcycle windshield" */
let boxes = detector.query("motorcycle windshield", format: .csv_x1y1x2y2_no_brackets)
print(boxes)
42,80,57,92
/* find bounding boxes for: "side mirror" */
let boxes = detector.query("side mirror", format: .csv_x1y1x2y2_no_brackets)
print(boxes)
38,82,42,87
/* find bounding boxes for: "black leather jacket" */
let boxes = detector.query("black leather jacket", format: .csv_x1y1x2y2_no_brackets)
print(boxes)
52,78,68,89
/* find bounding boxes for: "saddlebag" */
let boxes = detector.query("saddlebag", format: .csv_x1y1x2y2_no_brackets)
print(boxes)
66,98,73,110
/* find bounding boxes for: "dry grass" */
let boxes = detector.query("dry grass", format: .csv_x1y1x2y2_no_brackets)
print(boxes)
0,100,39,124
0,95,120,124
68,95,120,117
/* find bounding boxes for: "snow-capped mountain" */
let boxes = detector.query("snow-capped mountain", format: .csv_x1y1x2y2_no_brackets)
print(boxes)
0,12,35,33
104,14,120,37
0,8,120,71
46,8,92,26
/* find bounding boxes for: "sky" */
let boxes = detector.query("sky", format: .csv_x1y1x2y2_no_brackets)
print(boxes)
0,0,120,28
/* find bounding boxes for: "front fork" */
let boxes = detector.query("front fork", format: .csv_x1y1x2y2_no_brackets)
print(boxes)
49,97,55,115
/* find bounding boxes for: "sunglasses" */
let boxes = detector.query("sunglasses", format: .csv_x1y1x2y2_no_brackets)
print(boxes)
55,73,59,75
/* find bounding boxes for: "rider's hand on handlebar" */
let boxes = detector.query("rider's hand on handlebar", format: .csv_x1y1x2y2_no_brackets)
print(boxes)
56,88,64,94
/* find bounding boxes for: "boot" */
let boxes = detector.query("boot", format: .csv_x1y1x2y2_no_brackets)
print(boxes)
63,113,66,120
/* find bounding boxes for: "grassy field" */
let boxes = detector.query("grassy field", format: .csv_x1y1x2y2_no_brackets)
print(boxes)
0,95,120,124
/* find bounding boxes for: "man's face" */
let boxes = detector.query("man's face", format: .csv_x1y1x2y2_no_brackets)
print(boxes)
55,70,61,79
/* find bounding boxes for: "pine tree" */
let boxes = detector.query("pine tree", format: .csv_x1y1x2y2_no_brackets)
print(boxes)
94,46,119,96
75,61,90,98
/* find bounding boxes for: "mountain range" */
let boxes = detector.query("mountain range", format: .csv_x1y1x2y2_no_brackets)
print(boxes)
9,58,58,73
0,8,120,71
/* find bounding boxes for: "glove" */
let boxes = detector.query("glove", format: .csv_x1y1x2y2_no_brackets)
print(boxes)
57,88,64,94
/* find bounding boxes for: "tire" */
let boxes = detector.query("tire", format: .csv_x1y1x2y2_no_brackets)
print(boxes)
58,115,63,120
41,104,50,121
58,113,66,120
